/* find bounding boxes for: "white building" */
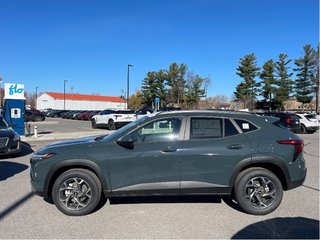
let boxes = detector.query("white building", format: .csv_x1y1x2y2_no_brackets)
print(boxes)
37,92,126,110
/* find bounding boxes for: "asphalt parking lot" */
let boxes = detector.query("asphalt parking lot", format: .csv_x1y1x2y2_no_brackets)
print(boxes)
0,118,319,239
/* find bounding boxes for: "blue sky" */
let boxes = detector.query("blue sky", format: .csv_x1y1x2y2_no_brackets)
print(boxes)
0,0,318,99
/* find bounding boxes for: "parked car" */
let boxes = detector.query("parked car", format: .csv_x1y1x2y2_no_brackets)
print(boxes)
262,112,300,132
295,113,319,134
48,110,69,118
304,113,320,123
25,110,46,122
0,116,21,156
91,109,136,130
88,110,101,120
30,110,306,216
135,108,155,119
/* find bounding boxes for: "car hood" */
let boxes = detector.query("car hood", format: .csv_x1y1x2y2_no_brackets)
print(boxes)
47,134,108,148
0,128,15,137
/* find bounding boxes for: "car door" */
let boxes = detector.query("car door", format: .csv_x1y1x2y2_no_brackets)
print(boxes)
107,117,184,195
180,117,252,193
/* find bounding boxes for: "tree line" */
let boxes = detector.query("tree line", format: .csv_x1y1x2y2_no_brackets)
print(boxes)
137,63,210,109
234,44,319,111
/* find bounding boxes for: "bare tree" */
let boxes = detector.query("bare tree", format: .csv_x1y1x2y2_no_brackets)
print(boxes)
207,95,230,109
25,91,37,109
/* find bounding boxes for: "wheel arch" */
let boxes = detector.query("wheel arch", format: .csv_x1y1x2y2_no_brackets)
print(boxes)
229,156,290,191
43,159,109,202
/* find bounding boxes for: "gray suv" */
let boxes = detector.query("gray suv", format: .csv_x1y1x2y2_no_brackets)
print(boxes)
30,111,306,216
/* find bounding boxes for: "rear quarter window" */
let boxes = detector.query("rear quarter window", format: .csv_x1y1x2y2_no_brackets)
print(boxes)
234,119,258,133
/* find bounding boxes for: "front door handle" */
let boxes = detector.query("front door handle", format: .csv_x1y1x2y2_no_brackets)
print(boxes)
161,147,177,153
227,144,243,149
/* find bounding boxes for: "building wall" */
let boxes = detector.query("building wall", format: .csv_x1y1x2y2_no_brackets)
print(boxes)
37,94,55,110
37,93,126,110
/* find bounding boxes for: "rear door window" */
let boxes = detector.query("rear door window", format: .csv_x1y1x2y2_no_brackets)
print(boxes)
190,118,222,139
224,119,239,136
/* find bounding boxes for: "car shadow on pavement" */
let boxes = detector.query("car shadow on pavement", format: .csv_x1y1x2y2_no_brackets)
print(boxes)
109,195,222,205
20,142,34,156
232,217,319,239
0,161,28,181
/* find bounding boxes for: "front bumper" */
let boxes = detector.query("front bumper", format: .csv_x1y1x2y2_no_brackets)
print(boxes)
306,126,319,132
0,140,21,155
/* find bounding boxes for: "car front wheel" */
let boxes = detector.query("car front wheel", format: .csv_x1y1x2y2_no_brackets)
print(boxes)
52,169,102,216
234,168,283,215
91,119,97,129
108,119,116,130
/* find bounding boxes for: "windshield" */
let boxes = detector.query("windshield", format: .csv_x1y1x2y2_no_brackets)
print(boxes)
104,116,151,140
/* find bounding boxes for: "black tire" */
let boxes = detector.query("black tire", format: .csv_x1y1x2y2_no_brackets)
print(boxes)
108,119,116,130
300,124,307,134
91,119,97,129
52,169,102,216
34,115,42,122
234,167,283,215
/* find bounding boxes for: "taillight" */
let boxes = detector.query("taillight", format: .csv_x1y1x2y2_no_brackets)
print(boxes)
285,117,293,124
114,114,122,119
277,139,304,159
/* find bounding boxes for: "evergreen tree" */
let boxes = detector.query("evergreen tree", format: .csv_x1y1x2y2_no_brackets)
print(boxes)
260,60,277,107
141,71,160,107
235,53,261,110
166,63,187,106
155,69,168,106
275,54,294,110
294,44,318,107
184,72,206,109
294,45,318,105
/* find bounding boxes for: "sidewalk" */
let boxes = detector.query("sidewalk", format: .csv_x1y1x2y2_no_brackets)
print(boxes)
21,129,112,142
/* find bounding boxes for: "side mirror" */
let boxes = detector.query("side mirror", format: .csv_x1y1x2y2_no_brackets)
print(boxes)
116,139,134,149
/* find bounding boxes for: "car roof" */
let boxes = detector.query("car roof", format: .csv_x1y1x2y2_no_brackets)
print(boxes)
157,110,253,117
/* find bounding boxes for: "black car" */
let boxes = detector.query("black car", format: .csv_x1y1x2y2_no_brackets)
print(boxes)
0,116,21,156
261,112,300,132
25,110,46,122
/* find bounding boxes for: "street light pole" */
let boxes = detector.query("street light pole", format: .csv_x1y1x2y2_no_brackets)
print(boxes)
64,80,68,110
0,75,3,110
35,86,39,109
127,64,133,109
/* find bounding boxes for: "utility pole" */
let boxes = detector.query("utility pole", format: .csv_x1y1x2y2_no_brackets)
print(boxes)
64,80,68,110
127,64,133,109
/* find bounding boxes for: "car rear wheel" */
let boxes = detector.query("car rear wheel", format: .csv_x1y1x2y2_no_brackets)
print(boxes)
52,169,102,216
108,119,116,130
234,168,283,215
300,124,307,134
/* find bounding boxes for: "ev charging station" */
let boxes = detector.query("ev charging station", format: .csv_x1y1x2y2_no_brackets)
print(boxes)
3,83,26,135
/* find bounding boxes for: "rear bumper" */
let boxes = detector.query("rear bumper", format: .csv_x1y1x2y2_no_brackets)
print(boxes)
115,121,133,128
287,168,307,190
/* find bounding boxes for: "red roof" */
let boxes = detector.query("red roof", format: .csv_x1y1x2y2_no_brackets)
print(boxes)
45,92,126,103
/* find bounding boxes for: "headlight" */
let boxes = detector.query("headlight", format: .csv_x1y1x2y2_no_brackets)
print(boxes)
13,133,20,141
31,152,56,160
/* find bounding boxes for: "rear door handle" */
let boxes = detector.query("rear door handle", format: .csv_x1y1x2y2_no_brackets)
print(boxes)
161,147,177,153
227,144,243,149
